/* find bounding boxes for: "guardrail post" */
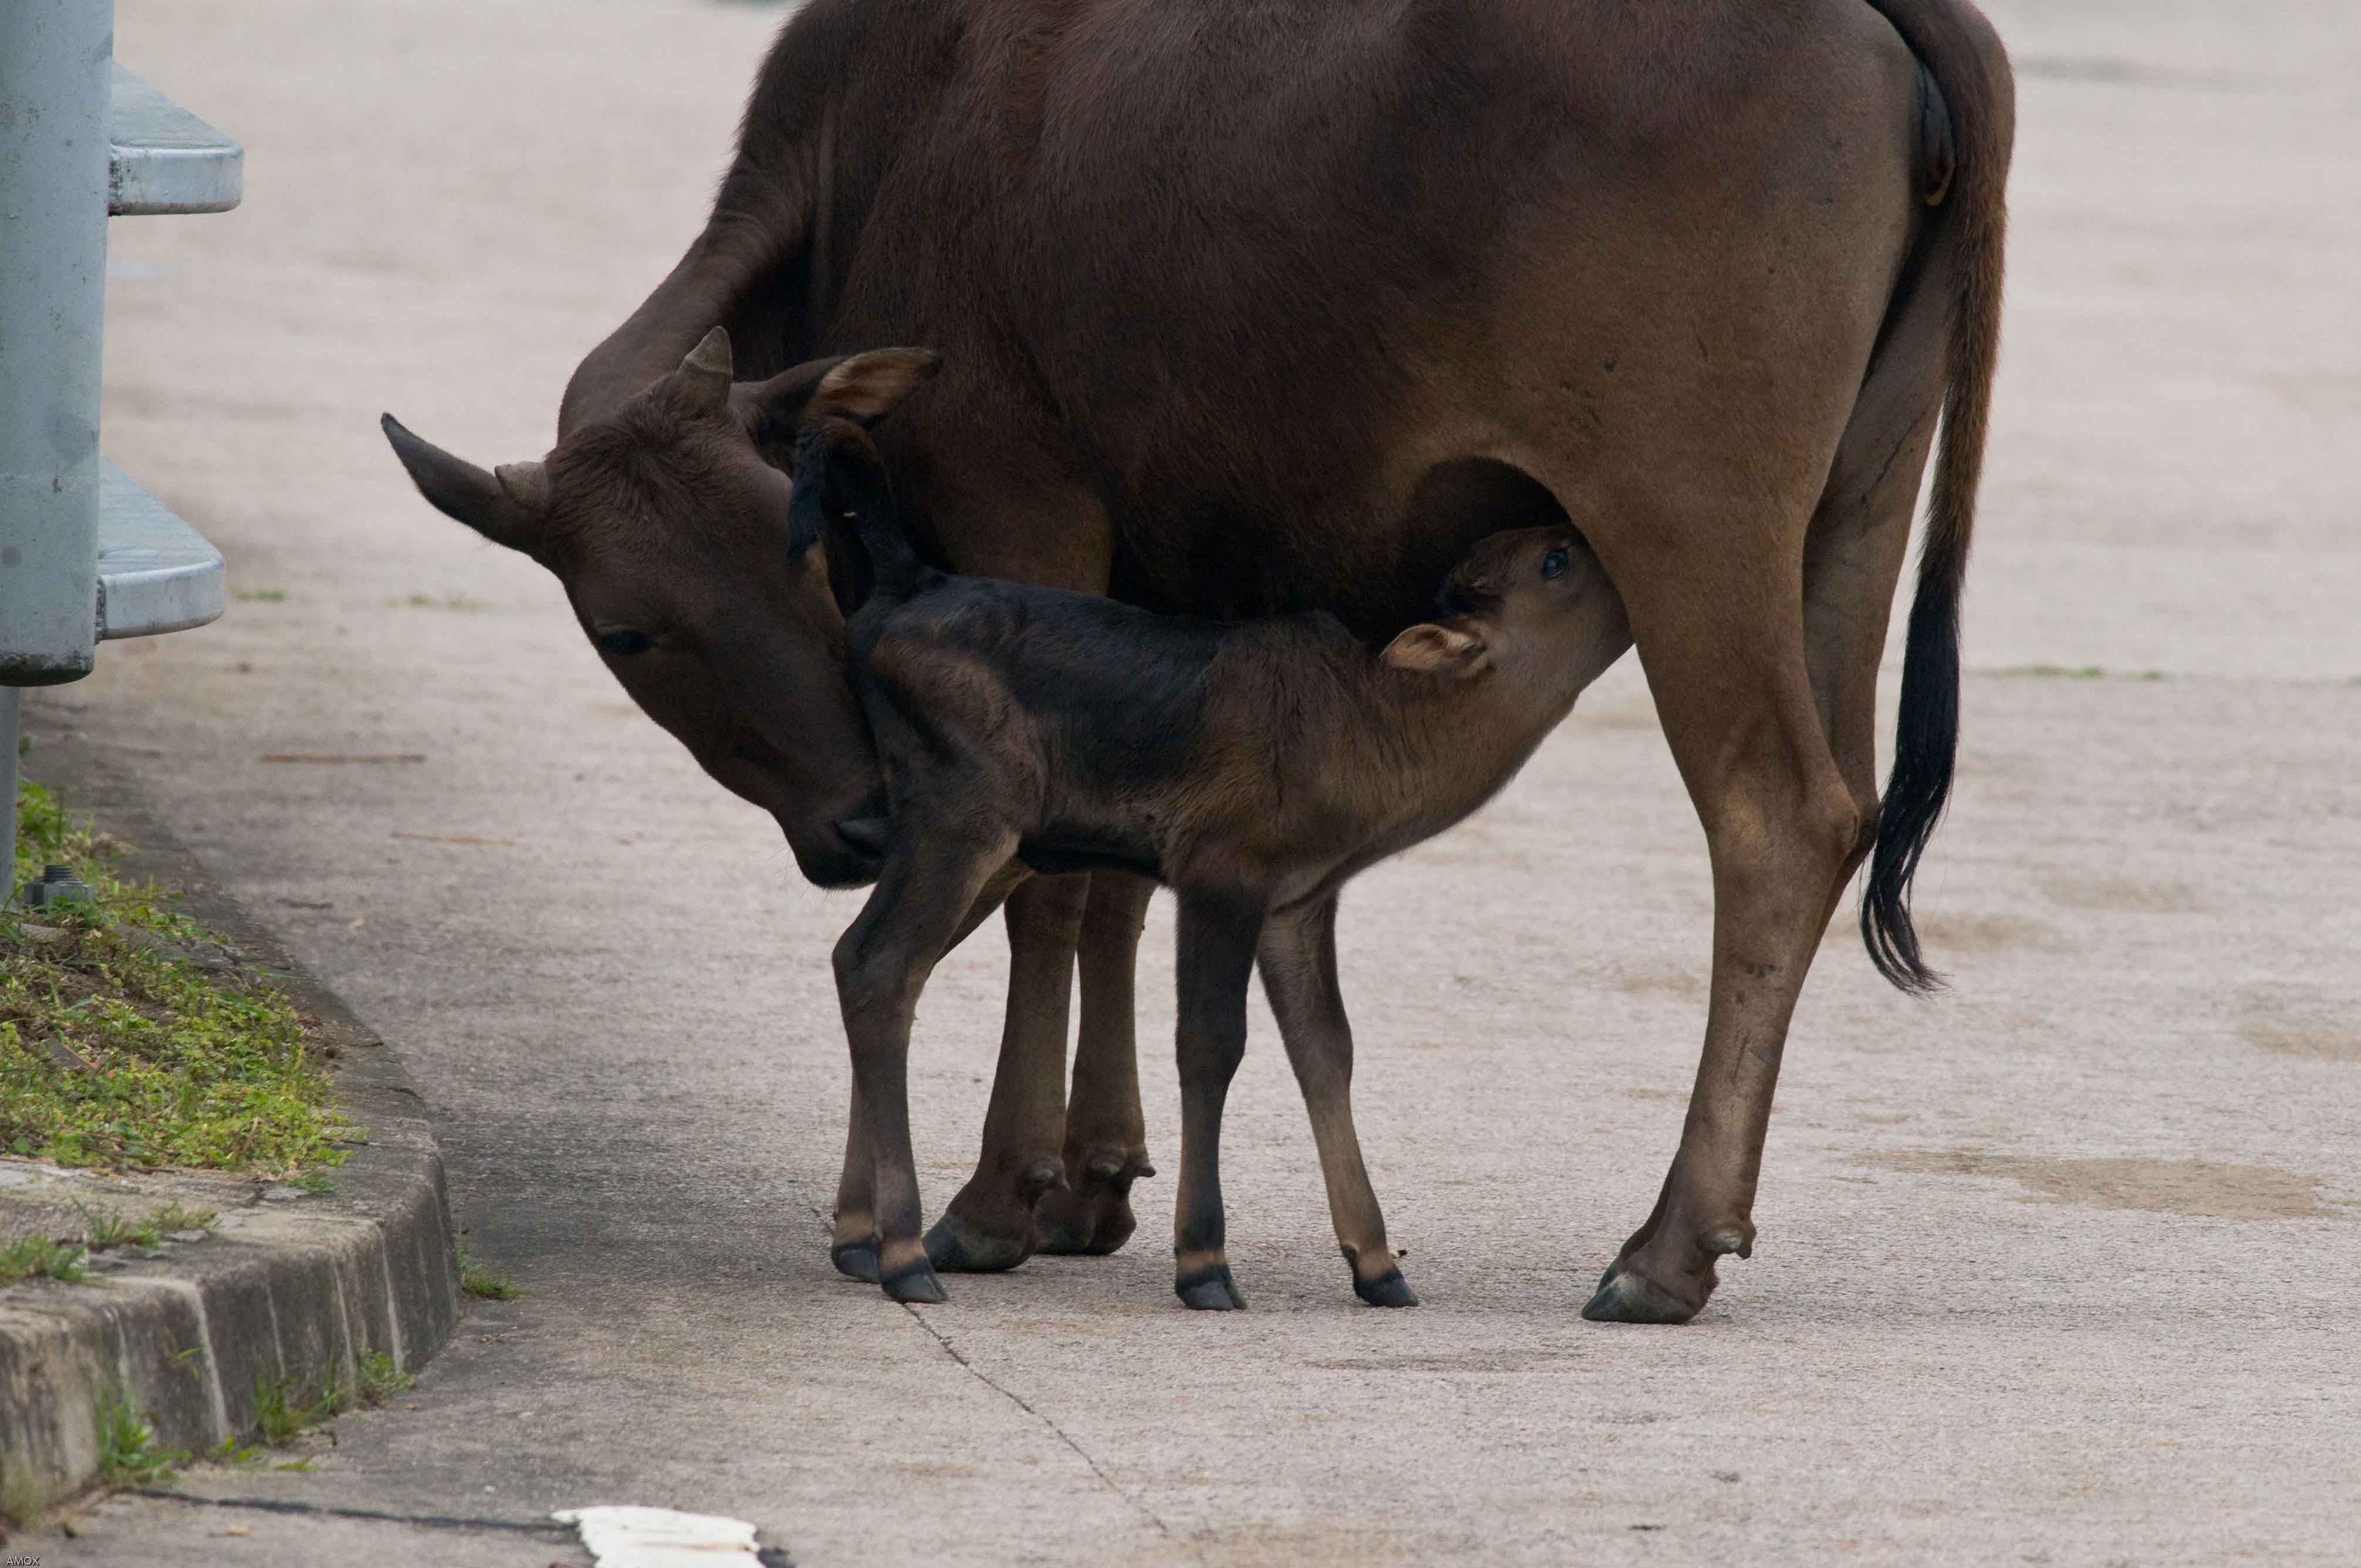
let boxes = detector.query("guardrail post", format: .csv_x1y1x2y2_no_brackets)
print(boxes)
2,0,117,893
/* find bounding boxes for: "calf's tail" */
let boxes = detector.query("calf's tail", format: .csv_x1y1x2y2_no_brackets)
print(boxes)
1857,0,2016,993
788,420,926,612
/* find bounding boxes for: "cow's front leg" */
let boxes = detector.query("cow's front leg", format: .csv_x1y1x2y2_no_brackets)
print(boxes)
1036,871,1156,1255
925,871,1088,1272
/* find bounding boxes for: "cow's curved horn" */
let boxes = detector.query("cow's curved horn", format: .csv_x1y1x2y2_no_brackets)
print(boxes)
678,327,734,411
494,461,550,513
381,413,545,557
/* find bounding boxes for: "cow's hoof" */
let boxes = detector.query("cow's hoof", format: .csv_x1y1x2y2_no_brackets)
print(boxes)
1354,1268,1420,1309
924,1212,1031,1274
881,1258,948,1305
1175,1263,1248,1311
1035,1153,1150,1256
830,1240,880,1284
1581,1262,1699,1324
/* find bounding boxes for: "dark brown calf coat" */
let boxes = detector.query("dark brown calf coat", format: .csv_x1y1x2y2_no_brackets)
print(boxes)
799,410,1632,1306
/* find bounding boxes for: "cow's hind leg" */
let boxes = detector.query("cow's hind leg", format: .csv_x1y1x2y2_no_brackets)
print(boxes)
835,827,1018,1304
1580,526,1866,1325
1036,870,1158,1255
1170,893,1262,1310
1259,895,1416,1307
927,871,1087,1272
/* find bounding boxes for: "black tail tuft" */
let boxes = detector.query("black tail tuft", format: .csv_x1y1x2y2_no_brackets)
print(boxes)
1860,555,1960,993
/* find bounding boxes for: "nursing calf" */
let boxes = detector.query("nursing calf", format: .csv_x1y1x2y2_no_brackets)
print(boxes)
796,371,1632,1308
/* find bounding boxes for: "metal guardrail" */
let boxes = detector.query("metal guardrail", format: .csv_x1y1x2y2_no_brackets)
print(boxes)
0,0,242,897
109,64,246,217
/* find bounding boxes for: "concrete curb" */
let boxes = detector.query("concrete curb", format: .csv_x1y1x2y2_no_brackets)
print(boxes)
0,723,460,1516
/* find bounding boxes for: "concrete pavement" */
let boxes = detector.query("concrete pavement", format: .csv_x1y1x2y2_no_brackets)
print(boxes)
22,0,2360,1561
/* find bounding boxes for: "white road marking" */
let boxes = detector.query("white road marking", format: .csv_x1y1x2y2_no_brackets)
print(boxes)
553,1505,769,1566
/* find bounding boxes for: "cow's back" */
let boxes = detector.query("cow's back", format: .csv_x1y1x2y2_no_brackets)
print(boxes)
782,0,1928,629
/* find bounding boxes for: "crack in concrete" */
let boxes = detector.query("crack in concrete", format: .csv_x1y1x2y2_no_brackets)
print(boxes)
134,1488,573,1537
899,1303,1186,1551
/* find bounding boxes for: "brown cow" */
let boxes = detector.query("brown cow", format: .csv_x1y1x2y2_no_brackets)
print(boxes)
383,0,2012,1323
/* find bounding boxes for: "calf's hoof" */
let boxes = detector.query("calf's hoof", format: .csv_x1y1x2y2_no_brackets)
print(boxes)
830,1239,881,1284
1035,1153,1151,1256
1174,1263,1248,1312
1353,1268,1420,1309
925,1212,1032,1275
881,1258,949,1305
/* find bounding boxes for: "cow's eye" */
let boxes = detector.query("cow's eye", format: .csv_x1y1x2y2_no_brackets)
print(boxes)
1541,548,1570,581
596,628,657,657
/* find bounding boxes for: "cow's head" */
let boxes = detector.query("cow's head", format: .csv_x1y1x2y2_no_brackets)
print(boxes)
381,330,938,887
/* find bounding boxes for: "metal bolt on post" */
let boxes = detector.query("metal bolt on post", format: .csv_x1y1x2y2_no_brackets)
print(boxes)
19,864,95,908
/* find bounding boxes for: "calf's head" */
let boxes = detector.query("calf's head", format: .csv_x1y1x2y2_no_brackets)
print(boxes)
380,330,938,887
1381,525,1632,705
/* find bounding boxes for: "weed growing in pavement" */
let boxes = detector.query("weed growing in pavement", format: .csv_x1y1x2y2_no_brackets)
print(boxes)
292,1171,338,1195
231,588,288,603
211,1435,270,1467
0,779,356,1175
251,1371,346,1448
0,1234,87,1285
357,1349,417,1407
94,1396,188,1488
454,1231,521,1301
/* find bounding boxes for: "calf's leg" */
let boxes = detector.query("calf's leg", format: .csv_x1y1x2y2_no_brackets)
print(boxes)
1036,870,1158,1255
928,871,1087,1272
1170,894,1262,1310
830,1080,880,1282
833,828,1018,1303
1258,896,1416,1307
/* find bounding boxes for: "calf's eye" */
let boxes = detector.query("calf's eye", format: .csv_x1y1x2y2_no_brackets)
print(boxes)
1541,548,1570,581
596,628,657,657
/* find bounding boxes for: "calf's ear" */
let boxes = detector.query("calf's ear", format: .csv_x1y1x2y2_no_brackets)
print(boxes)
811,349,943,424
380,414,546,557
1382,622,1491,677
733,348,940,468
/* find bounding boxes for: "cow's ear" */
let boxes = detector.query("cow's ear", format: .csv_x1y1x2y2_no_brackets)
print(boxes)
1382,622,1491,677
381,414,546,556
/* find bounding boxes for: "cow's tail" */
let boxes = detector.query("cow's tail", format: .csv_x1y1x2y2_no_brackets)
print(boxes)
1857,0,2016,993
788,419,926,613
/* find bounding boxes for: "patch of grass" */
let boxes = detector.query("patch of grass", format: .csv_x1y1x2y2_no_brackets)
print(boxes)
2,779,356,1175
95,1395,188,1488
251,1372,344,1448
0,1234,87,1285
398,593,491,613
454,1231,520,1301
292,1171,337,1196
79,1201,219,1253
357,1349,416,1407
231,587,287,603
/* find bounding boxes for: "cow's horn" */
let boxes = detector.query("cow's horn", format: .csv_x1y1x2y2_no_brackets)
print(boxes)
678,327,734,410
493,461,550,512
